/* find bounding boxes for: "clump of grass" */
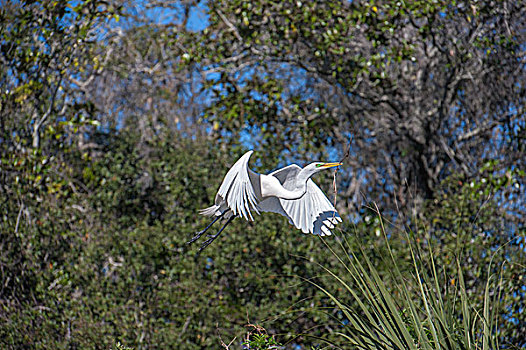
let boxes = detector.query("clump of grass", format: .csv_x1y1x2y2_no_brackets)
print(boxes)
219,323,283,350
242,324,283,350
310,205,504,350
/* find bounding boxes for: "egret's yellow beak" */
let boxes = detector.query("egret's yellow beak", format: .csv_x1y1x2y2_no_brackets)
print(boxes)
321,162,342,168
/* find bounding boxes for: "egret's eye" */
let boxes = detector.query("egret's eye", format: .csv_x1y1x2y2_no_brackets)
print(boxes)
315,163,323,168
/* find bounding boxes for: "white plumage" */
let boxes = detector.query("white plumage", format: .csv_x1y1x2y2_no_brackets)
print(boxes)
190,150,342,251
266,164,342,235
215,150,261,220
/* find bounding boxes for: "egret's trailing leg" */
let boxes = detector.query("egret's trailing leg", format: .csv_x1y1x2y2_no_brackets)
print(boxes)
198,215,236,252
187,212,225,245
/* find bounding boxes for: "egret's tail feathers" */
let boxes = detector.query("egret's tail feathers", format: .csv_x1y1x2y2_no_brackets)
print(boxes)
199,205,220,217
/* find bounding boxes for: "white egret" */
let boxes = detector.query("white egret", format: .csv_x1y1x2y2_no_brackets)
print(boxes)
188,150,342,251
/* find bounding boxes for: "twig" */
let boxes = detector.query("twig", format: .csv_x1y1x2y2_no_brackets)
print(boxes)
244,323,267,344
332,135,353,210
217,323,236,349
177,315,192,341
332,171,338,211
215,9,243,42
339,135,353,164
32,75,63,148
15,201,24,234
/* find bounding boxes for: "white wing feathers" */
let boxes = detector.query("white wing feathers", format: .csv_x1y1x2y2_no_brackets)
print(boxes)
279,179,341,236
268,165,342,236
216,150,260,221
203,152,341,234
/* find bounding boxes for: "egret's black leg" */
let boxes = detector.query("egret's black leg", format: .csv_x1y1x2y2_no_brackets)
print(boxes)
187,213,224,245
198,215,236,253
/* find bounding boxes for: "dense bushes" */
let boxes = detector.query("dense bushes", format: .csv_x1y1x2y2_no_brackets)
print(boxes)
0,134,336,348
1,130,524,348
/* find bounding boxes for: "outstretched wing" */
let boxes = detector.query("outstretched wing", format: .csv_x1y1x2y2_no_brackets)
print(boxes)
266,165,342,236
216,150,260,221
281,179,342,236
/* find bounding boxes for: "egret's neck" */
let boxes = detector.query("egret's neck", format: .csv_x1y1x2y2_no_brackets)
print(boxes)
285,168,317,199
279,184,307,200
260,169,316,200
296,167,314,187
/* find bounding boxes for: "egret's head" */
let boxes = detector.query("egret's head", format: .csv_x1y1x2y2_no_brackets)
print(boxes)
305,161,342,176
295,161,342,187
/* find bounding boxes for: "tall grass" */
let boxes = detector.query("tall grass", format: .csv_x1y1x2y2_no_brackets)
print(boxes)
309,206,504,350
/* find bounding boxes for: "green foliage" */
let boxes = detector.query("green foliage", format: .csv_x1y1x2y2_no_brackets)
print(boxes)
422,162,526,343
243,325,283,350
0,132,345,348
311,211,504,349
2,126,521,348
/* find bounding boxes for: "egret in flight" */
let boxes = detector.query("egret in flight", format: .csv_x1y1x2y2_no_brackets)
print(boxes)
188,150,342,251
